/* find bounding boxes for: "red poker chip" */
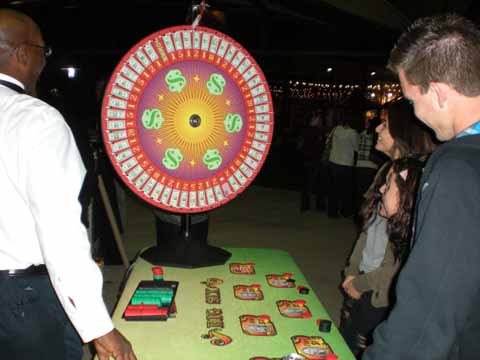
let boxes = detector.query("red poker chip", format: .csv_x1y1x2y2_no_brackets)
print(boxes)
152,266,164,275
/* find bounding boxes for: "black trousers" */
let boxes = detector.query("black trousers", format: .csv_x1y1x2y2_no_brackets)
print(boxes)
0,274,83,360
339,291,390,358
300,160,327,211
328,162,354,217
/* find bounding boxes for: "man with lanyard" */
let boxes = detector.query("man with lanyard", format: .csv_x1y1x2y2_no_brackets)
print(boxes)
0,9,136,360
364,14,480,359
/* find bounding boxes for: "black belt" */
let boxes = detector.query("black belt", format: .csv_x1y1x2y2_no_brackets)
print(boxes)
0,265,48,278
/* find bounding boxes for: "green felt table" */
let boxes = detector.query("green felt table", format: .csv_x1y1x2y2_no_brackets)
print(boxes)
106,248,354,360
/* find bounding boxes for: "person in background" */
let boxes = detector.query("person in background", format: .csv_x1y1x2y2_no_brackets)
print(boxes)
353,116,382,222
0,9,135,360
327,109,359,218
298,109,326,212
365,14,480,359
340,157,423,358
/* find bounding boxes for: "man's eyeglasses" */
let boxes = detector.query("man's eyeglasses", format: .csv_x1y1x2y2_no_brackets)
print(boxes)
24,43,52,58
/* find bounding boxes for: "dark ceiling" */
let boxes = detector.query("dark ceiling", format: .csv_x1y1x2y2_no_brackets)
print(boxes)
4,0,480,83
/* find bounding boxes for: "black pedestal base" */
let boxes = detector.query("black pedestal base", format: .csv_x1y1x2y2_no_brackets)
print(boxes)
140,210,231,268
140,244,231,268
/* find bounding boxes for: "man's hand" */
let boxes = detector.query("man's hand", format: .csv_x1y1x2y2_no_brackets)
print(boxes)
342,275,361,300
93,329,137,360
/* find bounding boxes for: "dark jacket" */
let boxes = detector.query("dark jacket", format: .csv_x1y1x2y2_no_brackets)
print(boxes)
364,134,480,360
344,230,400,308
299,125,324,162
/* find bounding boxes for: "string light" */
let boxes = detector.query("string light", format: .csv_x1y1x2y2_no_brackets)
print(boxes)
62,66,78,79
268,80,402,104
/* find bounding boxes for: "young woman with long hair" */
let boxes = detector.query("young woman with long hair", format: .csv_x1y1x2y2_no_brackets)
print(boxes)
339,100,437,358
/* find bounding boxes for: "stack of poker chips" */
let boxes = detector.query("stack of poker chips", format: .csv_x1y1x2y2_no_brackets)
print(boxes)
317,318,332,332
123,277,179,321
152,266,164,280
130,287,174,306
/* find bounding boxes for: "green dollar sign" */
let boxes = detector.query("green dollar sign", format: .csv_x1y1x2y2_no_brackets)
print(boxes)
203,149,222,170
206,73,226,96
162,148,184,170
224,113,243,133
165,69,186,93
141,108,164,129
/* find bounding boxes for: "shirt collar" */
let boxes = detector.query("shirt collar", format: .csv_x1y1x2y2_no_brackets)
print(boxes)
0,73,25,91
456,120,480,138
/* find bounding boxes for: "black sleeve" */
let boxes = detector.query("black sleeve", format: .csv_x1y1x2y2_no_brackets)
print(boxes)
364,156,480,359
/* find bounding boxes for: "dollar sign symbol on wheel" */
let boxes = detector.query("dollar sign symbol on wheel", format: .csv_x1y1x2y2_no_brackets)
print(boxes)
224,113,243,133
141,108,164,129
206,73,226,95
165,69,186,93
203,149,223,170
162,148,183,170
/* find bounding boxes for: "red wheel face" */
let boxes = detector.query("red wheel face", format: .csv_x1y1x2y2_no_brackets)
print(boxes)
102,26,274,213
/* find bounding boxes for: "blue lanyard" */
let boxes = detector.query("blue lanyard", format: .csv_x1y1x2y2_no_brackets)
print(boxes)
457,121,480,138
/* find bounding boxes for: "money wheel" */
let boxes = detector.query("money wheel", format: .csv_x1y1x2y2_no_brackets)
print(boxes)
101,25,274,266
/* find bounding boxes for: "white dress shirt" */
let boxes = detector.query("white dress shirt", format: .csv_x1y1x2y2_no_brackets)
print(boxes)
0,73,113,342
329,125,359,166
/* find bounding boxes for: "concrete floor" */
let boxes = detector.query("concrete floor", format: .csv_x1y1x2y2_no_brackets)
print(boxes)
83,185,357,359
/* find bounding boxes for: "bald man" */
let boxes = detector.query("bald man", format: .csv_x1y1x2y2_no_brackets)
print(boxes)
0,9,136,360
